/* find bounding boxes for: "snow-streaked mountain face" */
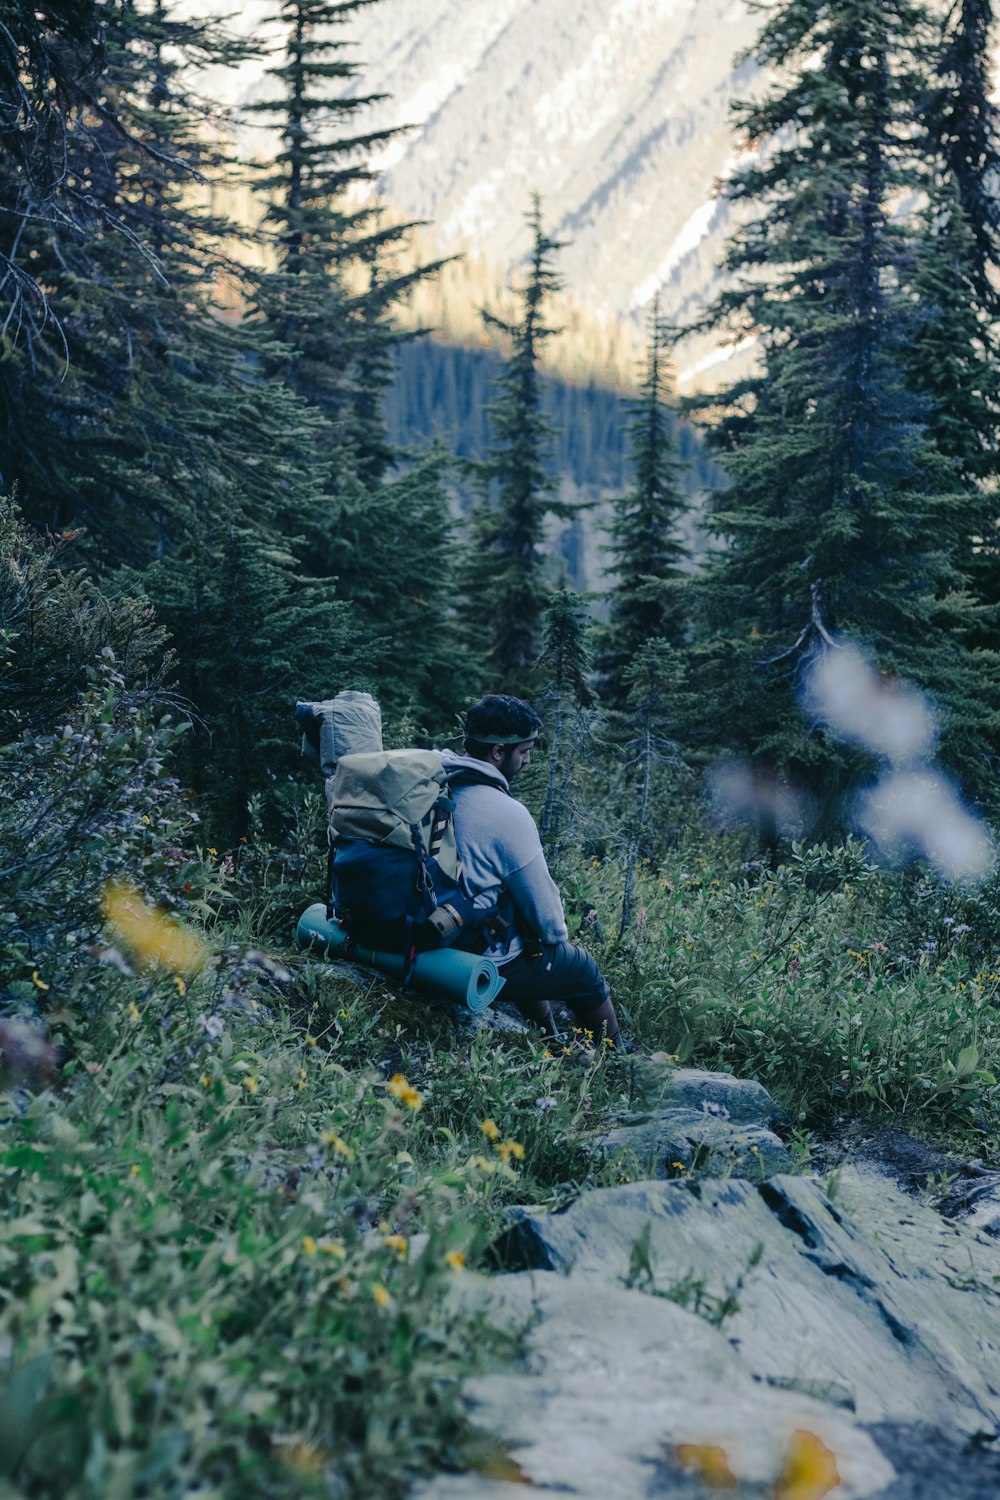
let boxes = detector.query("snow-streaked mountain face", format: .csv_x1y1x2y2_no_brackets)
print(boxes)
358,0,761,332
210,0,762,372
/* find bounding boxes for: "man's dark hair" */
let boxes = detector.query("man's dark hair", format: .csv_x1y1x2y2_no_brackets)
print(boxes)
464,693,542,755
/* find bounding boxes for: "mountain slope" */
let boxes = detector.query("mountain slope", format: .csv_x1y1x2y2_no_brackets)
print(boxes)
210,0,763,371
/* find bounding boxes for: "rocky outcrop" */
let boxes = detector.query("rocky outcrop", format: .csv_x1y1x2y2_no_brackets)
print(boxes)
415,1155,1000,1497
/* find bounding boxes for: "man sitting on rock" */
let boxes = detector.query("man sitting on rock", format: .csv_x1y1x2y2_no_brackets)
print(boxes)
440,693,625,1048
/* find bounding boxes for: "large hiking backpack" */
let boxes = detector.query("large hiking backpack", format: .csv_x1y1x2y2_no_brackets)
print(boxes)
329,749,506,956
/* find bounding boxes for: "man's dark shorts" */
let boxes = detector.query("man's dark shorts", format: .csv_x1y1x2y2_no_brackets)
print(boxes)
498,939,609,1018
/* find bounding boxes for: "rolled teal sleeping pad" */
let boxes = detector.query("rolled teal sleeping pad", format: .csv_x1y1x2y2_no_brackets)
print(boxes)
295,903,504,1014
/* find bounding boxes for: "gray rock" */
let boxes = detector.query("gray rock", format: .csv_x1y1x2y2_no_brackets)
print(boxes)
491,1170,1000,1438
628,1063,783,1126
588,1061,792,1181
413,1272,897,1499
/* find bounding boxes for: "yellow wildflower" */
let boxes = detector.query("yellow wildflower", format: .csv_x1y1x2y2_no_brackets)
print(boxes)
200,1074,211,1087
243,1076,258,1095
301,1236,318,1256
30,970,49,992
174,975,186,997
129,1164,141,1179
774,1429,841,1500
322,1131,354,1160
102,881,205,976
386,1073,423,1110
675,1443,738,1489
497,1139,525,1163
480,1119,500,1141
444,1250,465,1272
320,1239,345,1258
371,1282,392,1309
383,1234,408,1259
127,1001,141,1023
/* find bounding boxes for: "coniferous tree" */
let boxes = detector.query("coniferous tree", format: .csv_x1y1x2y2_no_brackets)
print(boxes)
685,0,997,817
536,589,594,857
912,0,1000,642
0,0,106,350
0,0,324,561
461,197,569,684
616,640,682,938
601,300,689,701
248,0,462,730
147,513,359,842
247,0,433,490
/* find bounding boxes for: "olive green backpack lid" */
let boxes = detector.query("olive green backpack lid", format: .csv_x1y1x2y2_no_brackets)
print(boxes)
331,749,457,864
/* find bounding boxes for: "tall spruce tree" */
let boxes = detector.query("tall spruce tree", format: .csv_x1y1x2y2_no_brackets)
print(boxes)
685,0,997,817
0,0,325,562
601,300,689,702
460,197,569,685
248,0,462,730
912,0,1000,642
536,589,594,857
247,0,431,489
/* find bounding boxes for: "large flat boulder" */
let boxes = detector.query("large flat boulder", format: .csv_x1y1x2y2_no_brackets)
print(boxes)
414,1273,897,1498
492,1169,1000,1438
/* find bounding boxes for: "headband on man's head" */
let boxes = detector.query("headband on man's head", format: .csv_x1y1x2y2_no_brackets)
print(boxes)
476,731,538,746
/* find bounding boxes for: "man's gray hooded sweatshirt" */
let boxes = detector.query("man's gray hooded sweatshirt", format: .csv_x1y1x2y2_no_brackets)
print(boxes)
439,750,568,964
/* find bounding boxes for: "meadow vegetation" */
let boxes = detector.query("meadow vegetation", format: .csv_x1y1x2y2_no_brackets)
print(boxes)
4,614,1000,1495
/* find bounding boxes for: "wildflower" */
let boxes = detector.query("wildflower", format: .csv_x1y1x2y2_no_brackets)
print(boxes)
321,1132,354,1160
301,1236,318,1256
199,1074,212,1087
338,1009,350,1019
371,1282,392,1309
197,1013,224,1041
535,1096,557,1111
480,1118,500,1141
670,1161,686,1171
207,847,217,856
386,1073,423,1110
129,1164,141,1179
243,1076,259,1095
102,881,206,976
496,1139,525,1163
174,975,186,997
444,1250,465,1272
30,970,49,991
141,815,150,826
675,1444,738,1488
320,1239,345,1258
774,1429,840,1500
383,1234,408,1259
128,1001,141,1023
306,1034,318,1045
543,1049,553,1059
472,1154,496,1172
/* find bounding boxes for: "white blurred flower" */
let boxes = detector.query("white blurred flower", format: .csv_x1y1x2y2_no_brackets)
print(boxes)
803,644,937,764
856,769,997,886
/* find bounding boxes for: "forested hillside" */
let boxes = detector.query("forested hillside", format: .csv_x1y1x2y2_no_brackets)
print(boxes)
5,0,1000,1495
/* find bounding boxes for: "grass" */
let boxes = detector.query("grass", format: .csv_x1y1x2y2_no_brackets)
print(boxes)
5,810,1000,1496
